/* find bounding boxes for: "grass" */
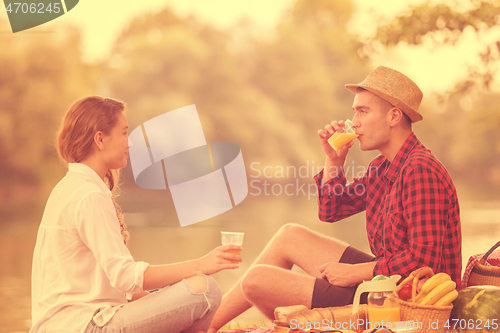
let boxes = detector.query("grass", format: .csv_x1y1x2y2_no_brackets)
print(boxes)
220,319,271,330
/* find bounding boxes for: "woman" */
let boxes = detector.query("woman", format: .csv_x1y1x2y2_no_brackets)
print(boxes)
30,96,242,333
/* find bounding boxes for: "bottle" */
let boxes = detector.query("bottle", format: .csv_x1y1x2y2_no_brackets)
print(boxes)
352,275,401,330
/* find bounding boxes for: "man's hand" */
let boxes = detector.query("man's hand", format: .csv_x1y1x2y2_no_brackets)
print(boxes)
317,120,354,162
318,121,355,183
319,261,376,287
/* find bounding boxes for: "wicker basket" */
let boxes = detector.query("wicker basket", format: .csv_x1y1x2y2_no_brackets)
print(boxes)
468,240,500,287
395,267,452,333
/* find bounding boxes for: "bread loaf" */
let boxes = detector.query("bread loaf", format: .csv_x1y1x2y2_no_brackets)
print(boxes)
274,304,368,333
274,305,307,322
315,307,335,320
301,309,323,324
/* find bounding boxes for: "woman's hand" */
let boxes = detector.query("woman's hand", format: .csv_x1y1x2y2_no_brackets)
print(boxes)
143,245,243,290
197,245,242,275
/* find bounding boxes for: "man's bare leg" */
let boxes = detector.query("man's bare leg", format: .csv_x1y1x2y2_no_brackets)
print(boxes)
208,223,349,332
241,264,316,318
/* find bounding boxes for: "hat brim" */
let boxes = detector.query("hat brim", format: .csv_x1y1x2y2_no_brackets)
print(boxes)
345,84,423,123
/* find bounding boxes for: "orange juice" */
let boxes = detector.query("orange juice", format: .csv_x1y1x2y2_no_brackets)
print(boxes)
368,307,400,327
328,133,359,151
225,249,242,264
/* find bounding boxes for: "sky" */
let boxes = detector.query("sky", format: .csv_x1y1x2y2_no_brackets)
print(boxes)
2,0,499,94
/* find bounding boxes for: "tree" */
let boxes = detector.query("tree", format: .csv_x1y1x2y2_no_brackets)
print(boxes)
105,4,373,181
0,19,98,191
367,0,500,93
358,0,500,197
247,0,373,166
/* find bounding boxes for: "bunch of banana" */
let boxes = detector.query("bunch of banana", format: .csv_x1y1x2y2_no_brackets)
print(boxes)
414,272,458,307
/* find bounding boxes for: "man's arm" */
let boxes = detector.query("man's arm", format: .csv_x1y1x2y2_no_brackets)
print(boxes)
314,169,368,222
316,120,367,222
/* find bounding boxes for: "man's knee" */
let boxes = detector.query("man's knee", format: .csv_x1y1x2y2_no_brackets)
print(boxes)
241,265,270,302
186,275,208,294
276,223,309,240
278,223,345,249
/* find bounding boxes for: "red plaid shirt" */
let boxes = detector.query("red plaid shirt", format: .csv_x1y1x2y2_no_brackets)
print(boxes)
314,132,462,284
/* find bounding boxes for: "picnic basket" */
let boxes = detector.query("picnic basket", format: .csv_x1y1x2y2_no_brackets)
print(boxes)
467,240,500,287
395,267,452,333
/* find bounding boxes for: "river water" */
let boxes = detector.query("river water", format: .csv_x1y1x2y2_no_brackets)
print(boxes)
1,188,499,333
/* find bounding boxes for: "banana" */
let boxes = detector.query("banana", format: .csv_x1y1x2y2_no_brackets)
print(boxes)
433,289,459,306
414,272,451,302
418,280,456,306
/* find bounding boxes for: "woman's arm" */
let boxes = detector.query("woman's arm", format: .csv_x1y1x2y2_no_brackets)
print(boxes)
143,244,242,290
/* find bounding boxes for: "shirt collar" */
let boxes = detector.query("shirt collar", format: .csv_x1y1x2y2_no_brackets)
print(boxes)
383,132,419,184
68,163,112,197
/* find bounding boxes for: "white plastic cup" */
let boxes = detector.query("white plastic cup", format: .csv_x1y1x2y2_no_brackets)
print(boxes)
221,231,244,264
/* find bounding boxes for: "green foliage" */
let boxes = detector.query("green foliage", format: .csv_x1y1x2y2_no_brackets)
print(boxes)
2,0,500,199
363,0,500,196
370,0,500,92
414,90,500,198
105,3,370,173
0,18,98,188
107,8,243,129
287,0,355,28
376,2,500,46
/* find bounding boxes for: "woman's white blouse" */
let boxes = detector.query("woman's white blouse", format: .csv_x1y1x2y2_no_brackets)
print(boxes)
30,163,149,333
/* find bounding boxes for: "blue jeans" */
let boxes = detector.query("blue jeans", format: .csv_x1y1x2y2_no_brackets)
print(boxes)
84,275,221,333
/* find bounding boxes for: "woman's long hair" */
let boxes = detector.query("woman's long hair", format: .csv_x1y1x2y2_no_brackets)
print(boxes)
57,96,130,244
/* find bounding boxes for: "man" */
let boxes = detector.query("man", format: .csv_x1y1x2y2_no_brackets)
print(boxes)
208,66,461,332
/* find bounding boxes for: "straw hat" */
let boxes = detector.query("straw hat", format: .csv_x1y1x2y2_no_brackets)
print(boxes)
345,66,423,122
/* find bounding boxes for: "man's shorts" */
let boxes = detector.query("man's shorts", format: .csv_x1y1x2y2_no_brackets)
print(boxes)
311,246,376,308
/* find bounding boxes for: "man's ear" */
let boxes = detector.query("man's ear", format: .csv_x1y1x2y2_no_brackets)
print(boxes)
94,131,105,150
388,107,404,127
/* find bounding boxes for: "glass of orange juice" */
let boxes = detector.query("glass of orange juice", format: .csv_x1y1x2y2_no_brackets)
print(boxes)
327,119,359,151
221,231,244,264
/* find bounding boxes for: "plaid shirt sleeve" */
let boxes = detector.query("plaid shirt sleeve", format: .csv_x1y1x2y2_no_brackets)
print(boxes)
374,164,452,277
314,168,367,222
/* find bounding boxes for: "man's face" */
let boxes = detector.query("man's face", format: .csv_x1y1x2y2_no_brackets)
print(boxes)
351,90,393,152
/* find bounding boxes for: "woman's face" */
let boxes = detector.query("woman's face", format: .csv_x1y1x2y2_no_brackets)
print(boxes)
101,112,130,170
